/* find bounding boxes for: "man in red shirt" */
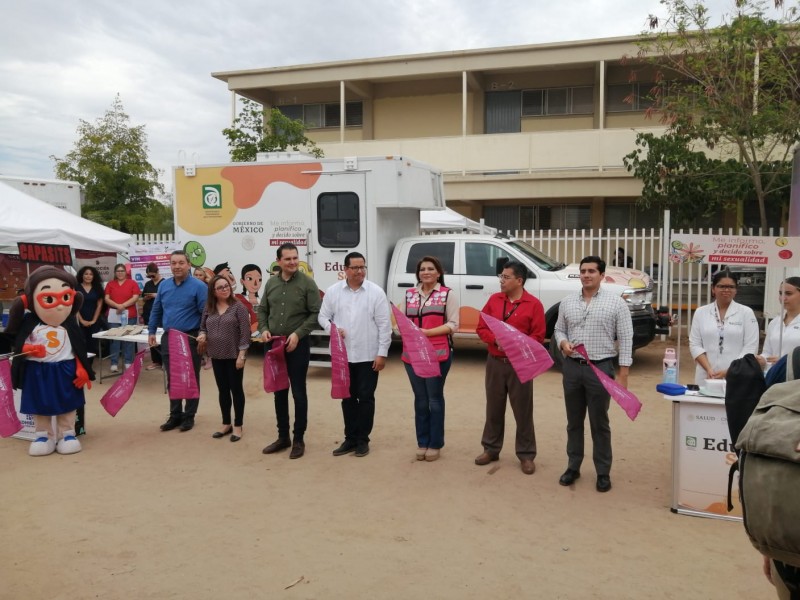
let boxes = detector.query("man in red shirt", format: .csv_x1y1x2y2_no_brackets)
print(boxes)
475,260,546,475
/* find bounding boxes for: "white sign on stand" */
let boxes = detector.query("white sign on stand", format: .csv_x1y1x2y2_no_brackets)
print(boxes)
668,395,741,521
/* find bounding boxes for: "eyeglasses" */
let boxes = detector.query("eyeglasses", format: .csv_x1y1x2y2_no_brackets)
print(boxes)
347,266,367,271
498,274,517,281
146,273,156,278
214,284,231,292
716,285,736,290
36,289,76,309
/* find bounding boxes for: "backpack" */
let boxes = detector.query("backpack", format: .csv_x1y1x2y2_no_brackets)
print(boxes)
724,354,766,445
732,351,800,568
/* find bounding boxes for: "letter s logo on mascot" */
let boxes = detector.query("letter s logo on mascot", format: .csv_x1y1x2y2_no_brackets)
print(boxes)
5,266,95,456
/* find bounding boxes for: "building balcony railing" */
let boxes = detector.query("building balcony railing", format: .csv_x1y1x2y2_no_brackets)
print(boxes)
316,127,668,177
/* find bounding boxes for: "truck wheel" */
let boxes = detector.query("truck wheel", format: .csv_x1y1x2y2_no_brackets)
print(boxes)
548,336,564,372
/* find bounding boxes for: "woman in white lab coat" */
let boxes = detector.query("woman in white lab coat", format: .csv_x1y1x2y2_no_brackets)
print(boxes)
689,270,759,386
757,276,800,371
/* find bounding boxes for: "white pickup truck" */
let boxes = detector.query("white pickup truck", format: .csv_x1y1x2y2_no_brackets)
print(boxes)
386,234,657,356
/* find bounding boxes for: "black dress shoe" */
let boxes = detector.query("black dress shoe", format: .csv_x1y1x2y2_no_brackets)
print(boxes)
332,440,357,456
160,416,183,431
596,475,612,493
230,434,242,443
559,469,581,486
355,442,370,457
262,437,292,454
212,426,233,439
289,440,305,459
179,417,195,432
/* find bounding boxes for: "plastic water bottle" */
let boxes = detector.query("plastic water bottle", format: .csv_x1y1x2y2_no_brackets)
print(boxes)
663,347,678,384
120,312,128,327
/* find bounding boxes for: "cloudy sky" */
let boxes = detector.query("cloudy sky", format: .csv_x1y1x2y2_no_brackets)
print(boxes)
0,0,777,194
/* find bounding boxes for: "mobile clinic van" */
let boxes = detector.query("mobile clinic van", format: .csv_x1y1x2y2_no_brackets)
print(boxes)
174,154,656,363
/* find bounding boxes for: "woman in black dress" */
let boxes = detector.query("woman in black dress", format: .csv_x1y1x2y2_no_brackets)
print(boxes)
76,266,105,355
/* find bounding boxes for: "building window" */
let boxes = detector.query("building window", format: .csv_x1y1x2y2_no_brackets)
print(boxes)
520,86,593,116
317,192,360,248
486,204,591,231
278,102,363,129
604,203,660,229
607,82,662,112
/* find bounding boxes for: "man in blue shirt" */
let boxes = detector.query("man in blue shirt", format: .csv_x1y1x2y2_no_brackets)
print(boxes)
148,250,208,432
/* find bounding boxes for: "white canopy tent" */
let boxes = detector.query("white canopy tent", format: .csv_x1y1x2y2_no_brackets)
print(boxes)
0,181,131,254
420,208,497,235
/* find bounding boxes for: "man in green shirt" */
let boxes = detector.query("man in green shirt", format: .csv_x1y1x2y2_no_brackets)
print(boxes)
257,243,321,459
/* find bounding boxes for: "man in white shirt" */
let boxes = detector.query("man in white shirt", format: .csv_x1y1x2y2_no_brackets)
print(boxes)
318,252,392,457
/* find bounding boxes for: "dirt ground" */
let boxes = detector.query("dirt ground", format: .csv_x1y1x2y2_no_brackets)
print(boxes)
0,336,774,600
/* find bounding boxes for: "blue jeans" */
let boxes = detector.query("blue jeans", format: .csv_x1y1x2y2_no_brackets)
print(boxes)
109,338,134,366
404,355,451,449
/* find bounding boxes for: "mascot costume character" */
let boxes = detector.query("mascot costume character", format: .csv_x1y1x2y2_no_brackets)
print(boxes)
6,266,95,456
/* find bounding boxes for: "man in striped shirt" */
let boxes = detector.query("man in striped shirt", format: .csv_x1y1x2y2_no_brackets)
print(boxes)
553,255,633,493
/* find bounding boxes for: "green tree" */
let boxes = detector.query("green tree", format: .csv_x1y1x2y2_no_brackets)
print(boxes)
623,0,800,230
52,95,167,234
624,131,791,228
222,98,323,161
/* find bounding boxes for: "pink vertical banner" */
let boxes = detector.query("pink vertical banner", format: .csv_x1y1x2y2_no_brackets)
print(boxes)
329,323,350,399
263,336,290,393
168,330,200,400
391,304,440,378
101,349,145,417
479,313,553,383
0,358,22,437
573,344,642,421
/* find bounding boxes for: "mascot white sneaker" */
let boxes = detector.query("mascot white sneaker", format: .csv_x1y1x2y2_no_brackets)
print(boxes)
28,431,57,456
56,429,82,455
5,266,95,457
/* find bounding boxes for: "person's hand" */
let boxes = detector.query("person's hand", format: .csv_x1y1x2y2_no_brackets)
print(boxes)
261,330,272,343
116,307,124,315
617,371,629,390
22,344,46,358
495,340,503,351
285,333,299,352
559,340,574,356
148,334,157,347
235,356,246,370
73,360,92,390
373,356,386,372
197,340,207,355
337,328,346,338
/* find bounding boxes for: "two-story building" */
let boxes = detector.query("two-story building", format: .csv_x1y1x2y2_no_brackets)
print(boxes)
212,34,736,232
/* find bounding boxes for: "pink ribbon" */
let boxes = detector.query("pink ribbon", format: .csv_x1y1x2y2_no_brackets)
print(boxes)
0,358,22,437
479,313,553,383
168,330,200,400
329,323,350,399
391,304,440,378
263,336,290,393
101,349,145,417
573,344,641,421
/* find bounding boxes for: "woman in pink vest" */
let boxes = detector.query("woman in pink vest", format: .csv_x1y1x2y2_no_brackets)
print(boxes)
402,256,459,462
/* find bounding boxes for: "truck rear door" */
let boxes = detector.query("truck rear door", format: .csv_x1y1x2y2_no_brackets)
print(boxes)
309,173,367,288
